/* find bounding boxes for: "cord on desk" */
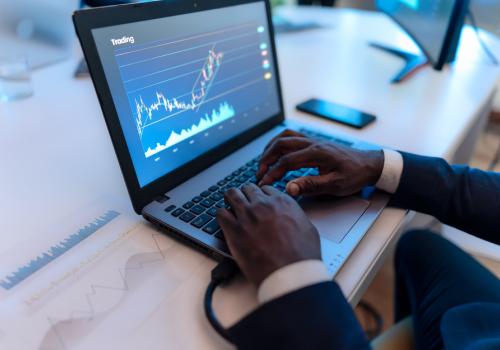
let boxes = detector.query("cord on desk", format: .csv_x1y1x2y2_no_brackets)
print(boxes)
208,260,386,342
467,10,499,66
204,258,239,343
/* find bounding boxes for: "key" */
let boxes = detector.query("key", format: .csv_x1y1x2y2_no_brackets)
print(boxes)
228,181,239,188
179,211,195,222
207,207,218,217
182,202,194,209
190,205,205,215
210,192,223,201
165,205,176,213
191,214,212,228
235,177,246,184
200,198,215,208
202,219,220,234
192,196,203,203
171,208,184,217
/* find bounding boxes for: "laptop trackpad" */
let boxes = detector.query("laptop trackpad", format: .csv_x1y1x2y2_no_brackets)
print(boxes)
302,196,370,244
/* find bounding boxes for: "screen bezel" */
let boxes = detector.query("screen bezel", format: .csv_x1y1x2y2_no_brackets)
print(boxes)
377,0,468,70
73,0,285,213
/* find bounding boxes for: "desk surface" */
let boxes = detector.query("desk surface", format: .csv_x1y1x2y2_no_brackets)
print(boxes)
0,7,499,349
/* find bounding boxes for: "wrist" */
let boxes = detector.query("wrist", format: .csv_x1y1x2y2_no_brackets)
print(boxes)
375,149,403,193
250,256,314,287
258,259,330,304
364,150,384,186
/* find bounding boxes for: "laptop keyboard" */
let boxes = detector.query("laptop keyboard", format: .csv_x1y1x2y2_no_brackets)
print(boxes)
163,128,353,242
299,128,354,146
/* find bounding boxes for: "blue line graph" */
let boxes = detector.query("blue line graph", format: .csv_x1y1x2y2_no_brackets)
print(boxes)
144,102,235,157
0,210,121,290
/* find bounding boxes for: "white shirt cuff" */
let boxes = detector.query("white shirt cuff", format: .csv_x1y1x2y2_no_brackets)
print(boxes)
257,259,331,304
375,149,403,194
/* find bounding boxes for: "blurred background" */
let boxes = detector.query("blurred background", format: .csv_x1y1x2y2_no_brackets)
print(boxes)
0,0,498,341
276,0,500,43
272,0,500,120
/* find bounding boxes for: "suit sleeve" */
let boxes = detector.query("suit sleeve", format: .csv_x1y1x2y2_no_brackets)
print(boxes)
228,281,370,350
390,152,500,245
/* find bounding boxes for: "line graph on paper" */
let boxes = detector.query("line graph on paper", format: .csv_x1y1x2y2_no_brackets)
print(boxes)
38,229,196,350
0,211,120,291
0,210,209,350
115,22,273,158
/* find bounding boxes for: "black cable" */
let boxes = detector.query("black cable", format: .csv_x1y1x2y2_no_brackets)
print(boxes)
467,10,499,66
204,258,239,343
208,260,387,342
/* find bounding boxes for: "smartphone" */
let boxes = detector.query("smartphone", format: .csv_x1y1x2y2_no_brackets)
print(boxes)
296,98,376,129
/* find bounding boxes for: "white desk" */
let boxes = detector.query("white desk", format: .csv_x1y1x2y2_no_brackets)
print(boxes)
0,6,499,349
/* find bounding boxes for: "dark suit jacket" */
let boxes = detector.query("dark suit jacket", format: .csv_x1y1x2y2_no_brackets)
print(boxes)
228,152,500,349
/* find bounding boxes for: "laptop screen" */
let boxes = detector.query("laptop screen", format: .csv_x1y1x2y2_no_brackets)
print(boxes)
91,2,281,187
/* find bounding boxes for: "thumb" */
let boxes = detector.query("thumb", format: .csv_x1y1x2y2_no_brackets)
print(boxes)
286,174,335,196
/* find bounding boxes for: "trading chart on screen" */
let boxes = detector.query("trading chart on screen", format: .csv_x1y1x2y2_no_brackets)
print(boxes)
93,3,280,186
116,22,272,158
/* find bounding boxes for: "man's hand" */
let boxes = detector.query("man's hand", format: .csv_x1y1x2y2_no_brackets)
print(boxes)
216,184,321,287
257,129,384,197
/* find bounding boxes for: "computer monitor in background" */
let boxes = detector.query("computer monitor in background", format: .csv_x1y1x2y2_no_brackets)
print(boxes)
374,0,469,83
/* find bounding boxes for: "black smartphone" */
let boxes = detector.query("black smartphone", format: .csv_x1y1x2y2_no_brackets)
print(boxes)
296,98,376,129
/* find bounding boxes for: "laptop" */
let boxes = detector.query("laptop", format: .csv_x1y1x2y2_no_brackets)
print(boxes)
73,0,389,276
0,0,79,69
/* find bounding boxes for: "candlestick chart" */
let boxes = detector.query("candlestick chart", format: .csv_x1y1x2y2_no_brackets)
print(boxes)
115,22,271,158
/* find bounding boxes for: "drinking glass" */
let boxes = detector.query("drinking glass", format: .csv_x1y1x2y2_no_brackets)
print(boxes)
0,56,33,102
